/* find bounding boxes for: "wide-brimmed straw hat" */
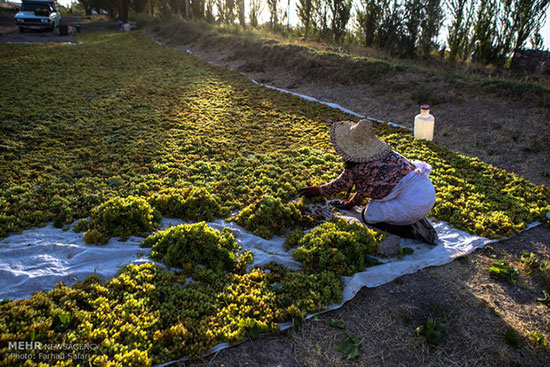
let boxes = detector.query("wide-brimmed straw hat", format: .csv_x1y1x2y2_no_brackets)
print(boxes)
330,119,392,162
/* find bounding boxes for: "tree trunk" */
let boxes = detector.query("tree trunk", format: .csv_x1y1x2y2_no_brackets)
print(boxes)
287,0,290,31
118,0,124,21
305,16,310,40
239,0,245,27
185,0,190,19
118,0,129,22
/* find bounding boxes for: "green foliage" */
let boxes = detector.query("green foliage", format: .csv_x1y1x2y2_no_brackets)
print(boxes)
416,317,444,345
292,217,383,275
336,333,361,359
142,222,251,275
520,251,539,269
232,196,319,239
271,281,284,293
73,218,91,233
51,312,72,332
505,328,520,348
488,261,519,284
399,246,414,256
519,251,550,282
529,332,547,347
284,227,305,250
149,186,223,222
330,318,346,329
85,196,161,244
330,0,353,44
538,290,550,307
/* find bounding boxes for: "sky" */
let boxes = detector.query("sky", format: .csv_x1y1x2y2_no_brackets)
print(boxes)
50,0,550,50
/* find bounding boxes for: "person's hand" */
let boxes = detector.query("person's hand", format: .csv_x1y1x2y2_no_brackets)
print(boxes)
330,199,354,210
297,186,321,198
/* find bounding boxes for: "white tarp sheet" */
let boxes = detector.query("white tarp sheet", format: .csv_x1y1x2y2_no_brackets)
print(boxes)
0,212,539,366
2,212,539,302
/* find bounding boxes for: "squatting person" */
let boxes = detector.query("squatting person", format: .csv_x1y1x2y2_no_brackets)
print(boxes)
298,119,438,245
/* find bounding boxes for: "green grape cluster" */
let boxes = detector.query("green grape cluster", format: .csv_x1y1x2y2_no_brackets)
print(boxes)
83,196,161,244
292,217,384,276
148,186,223,222
231,195,320,239
263,263,344,316
73,218,91,233
142,222,253,275
284,227,305,250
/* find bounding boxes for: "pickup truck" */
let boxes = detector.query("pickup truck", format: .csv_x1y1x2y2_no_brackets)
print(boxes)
14,0,61,33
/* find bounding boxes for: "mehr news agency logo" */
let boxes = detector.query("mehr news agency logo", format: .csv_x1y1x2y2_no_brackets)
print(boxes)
7,340,100,361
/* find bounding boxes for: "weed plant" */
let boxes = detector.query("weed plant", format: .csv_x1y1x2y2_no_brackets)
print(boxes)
488,261,519,284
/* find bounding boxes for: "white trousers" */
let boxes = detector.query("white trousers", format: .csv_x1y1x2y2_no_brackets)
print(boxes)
361,162,436,225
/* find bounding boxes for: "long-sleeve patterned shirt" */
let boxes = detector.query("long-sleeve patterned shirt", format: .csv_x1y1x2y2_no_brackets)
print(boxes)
319,151,415,205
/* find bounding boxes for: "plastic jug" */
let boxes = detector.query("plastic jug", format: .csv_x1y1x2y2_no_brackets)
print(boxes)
414,105,434,141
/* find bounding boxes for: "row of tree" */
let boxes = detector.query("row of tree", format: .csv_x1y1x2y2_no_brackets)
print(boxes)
445,0,548,67
79,0,549,65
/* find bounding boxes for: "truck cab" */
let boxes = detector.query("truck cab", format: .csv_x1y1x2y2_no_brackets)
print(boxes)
14,0,61,33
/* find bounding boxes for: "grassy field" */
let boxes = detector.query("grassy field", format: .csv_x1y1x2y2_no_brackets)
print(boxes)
0,30,549,365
